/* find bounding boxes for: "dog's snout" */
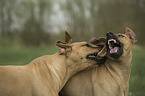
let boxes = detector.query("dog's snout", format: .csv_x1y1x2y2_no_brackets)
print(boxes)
106,32,113,36
106,32,115,38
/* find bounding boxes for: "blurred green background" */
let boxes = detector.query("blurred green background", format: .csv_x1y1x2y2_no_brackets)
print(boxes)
0,0,145,95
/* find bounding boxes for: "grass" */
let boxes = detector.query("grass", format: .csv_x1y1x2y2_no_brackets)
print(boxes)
0,45,58,65
129,48,145,96
0,45,145,95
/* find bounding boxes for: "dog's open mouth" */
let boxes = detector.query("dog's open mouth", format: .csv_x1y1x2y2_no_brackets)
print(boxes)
86,52,106,64
86,52,98,60
106,32,123,58
108,39,120,54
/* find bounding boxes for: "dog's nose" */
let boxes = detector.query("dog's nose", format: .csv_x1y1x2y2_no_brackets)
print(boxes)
106,32,114,37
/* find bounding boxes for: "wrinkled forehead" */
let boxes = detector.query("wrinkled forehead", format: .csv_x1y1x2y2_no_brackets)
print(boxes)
116,33,127,37
71,42,88,46
116,33,131,45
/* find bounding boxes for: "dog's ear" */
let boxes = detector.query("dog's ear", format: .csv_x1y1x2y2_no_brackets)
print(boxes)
89,37,106,57
89,37,106,46
124,27,137,43
56,41,72,55
65,31,72,44
56,31,72,55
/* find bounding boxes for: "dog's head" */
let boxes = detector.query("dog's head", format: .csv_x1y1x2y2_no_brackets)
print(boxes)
56,32,106,69
102,27,137,60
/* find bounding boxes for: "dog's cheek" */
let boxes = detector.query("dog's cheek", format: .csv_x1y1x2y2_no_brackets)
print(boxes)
82,58,96,65
121,39,131,51
68,53,80,63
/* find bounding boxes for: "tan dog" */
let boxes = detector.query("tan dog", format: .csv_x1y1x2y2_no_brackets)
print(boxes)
0,32,105,96
60,27,137,96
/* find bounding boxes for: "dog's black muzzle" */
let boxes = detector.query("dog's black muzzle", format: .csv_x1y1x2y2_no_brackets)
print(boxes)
106,32,123,58
106,32,115,39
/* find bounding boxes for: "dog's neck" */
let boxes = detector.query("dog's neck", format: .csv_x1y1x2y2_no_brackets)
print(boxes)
47,53,86,91
30,53,83,92
105,50,132,91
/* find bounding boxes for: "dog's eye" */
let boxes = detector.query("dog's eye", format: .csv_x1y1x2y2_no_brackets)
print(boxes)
82,44,92,47
118,35,125,37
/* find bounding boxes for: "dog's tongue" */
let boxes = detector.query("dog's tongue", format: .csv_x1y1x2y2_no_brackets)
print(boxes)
110,47,119,53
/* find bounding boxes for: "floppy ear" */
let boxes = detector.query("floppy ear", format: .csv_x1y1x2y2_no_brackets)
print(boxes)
89,37,106,46
56,31,72,55
89,37,106,57
124,27,137,43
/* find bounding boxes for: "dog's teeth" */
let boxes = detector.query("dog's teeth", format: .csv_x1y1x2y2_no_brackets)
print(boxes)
89,55,95,58
114,47,119,52
114,40,116,43
108,39,116,44
108,40,110,44
108,39,111,44
109,45,112,49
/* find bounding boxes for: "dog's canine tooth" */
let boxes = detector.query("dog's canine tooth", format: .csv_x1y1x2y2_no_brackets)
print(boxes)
108,39,117,50
109,43,113,49
108,40,110,44
108,39,117,44
89,55,95,58
109,45,112,49
115,49,117,52
114,40,116,43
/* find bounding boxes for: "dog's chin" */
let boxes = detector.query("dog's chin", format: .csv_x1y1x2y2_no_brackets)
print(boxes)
106,38,123,59
86,52,106,64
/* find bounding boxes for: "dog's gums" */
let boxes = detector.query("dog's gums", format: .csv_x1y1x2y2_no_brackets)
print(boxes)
106,32,123,58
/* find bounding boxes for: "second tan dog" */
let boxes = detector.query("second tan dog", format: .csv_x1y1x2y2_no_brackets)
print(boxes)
0,32,105,96
60,27,137,96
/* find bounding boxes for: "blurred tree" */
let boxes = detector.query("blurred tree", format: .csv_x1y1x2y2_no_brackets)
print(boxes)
21,0,52,46
0,0,14,37
134,0,145,45
21,17,50,46
97,0,145,45
61,0,145,45
0,0,145,45
0,0,53,46
60,0,94,41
